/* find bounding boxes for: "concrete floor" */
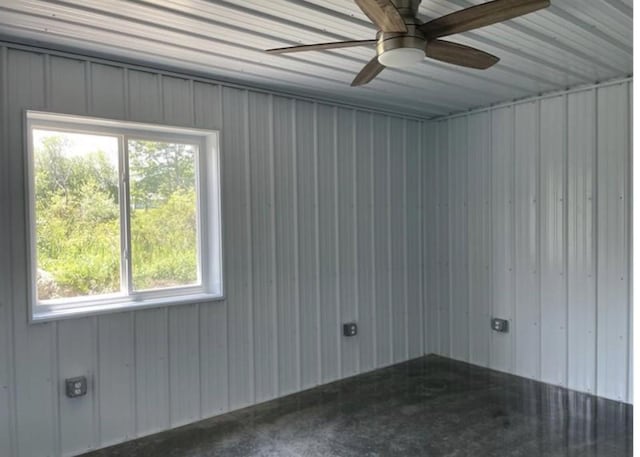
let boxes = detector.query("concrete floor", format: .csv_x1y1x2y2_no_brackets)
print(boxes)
80,355,633,457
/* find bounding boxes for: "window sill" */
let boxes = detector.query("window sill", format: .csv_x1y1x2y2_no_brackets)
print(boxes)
31,292,224,323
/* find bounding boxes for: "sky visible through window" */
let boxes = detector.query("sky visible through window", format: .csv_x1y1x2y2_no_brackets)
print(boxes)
33,129,119,163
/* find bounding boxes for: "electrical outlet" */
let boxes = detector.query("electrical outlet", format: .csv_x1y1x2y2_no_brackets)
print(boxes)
65,376,88,398
491,318,509,333
343,323,357,337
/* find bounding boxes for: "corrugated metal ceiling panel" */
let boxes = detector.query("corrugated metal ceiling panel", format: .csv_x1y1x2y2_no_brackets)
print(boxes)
0,0,632,117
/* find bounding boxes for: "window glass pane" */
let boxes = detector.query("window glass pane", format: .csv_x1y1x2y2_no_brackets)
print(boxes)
33,129,121,301
128,140,199,291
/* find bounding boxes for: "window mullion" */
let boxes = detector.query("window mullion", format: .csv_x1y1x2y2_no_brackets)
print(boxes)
120,135,134,295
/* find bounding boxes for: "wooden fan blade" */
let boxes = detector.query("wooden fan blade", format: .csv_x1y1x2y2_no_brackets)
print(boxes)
354,0,408,32
351,56,385,86
266,40,376,54
420,0,550,38
426,40,499,69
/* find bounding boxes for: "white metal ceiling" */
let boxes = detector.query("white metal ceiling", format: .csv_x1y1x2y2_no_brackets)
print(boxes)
0,0,632,118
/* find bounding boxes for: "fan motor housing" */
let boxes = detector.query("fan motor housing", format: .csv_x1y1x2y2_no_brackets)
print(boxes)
376,33,426,55
376,18,426,67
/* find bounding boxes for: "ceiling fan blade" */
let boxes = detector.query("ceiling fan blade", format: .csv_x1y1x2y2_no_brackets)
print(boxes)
266,40,376,54
420,0,550,38
426,40,499,69
351,56,385,86
354,0,408,33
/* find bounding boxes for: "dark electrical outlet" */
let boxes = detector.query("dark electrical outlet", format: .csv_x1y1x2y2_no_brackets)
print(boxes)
343,323,358,337
65,376,88,398
491,318,509,333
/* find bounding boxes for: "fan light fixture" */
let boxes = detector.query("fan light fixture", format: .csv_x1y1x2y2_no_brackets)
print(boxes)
378,47,424,68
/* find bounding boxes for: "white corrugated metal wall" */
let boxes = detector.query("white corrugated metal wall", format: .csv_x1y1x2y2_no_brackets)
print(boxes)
0,43,427,457
424,79,633,404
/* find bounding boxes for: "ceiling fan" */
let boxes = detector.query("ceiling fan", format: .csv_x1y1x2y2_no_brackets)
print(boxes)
265,0,550,86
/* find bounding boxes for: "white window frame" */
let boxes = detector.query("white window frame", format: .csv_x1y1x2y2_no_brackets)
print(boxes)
26,111,224,322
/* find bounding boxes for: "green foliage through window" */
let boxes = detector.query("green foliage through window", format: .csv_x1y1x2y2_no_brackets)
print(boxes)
128,140,198,291
34,131,199,301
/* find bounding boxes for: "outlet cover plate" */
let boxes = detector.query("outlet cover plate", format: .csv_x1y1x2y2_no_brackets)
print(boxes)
343,323,357,337
491,318,509,333
65,376,88,398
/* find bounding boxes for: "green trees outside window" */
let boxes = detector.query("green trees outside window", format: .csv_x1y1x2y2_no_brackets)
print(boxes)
34,130,198,301
128,139,198,291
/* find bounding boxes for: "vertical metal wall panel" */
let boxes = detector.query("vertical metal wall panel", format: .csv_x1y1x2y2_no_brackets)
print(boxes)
567,89,597,395
355,111,375,373
513,102,540,380
539,96,568,387
596,83,630,402
273,95,299,396
478,111,493,369
168,305,201,427
161,76,193,126
466,112,492,367
193,82,222,130
406,120,422,359
128,70,161,123
161,74,192,125
490,106,515,373
296,100,320,389
134,308,169,436
627,82,633,404
317,104,340,382
58,318,97,456
373,114,392,366
48,57,86,113
249,91,278,402
198,303,229,416
437,80,632,403
90,63,126,119
337,107,358,377
8,49,58,457
390,117,407,363
193,83,229,417
423,122,438,355
50,56,86,113
435,120,450,356
222,87,254,408
0,46,13,457
128,69,162,123
449,116,469,362
97,313,135,446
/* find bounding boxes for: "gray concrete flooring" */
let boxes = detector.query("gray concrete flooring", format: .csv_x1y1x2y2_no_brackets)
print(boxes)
80,355,633,457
